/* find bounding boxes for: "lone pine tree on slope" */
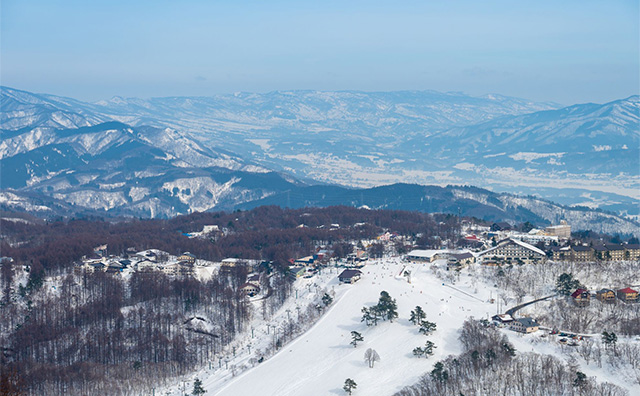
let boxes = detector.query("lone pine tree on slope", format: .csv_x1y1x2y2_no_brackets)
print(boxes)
343,378,357,395
350,331,364,347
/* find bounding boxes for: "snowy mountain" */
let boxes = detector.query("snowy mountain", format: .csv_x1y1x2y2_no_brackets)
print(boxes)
4,86,635,214
0,86,109,132
0,121,299,218
428,95,640,175
437,96,639,154
0,86,562,177
2,86,638,223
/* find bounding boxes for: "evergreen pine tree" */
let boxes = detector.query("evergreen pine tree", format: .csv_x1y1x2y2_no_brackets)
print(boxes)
602,331,618,355
410,306,426,325
423,340,436,356
192,378,206,396
573,371,587,388
322,293,333,306
377,291,398,322
555,273,582,296
350,331,364,347
430,362,448,383
343,378,357,395
361,307,372,326
419,320,437,335
369,305,380,326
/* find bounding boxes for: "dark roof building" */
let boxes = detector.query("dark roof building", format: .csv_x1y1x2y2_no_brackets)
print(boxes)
338,269,363,284
450,252,474,260
491,222,512,231
510,317,540,333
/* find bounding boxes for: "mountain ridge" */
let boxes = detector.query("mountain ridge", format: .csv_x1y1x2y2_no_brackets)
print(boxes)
0,121,301,218
237,183,640,236
1,86,638,224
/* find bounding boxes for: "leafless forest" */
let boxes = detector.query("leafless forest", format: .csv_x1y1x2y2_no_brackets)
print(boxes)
395,319,629,396
0,206,456,395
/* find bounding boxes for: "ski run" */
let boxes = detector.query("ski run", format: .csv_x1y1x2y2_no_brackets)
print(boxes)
160,256,639,396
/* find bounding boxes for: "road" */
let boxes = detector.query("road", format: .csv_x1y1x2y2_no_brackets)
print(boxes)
505,294,557,317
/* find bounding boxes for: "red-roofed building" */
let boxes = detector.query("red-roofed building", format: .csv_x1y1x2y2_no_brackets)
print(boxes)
571,288,590,307
617,287,639,303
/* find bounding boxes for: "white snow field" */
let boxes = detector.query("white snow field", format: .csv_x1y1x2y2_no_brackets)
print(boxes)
210,258,496,396
158,257,639,396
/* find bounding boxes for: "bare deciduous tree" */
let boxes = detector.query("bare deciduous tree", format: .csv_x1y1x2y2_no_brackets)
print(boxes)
364,348,380,368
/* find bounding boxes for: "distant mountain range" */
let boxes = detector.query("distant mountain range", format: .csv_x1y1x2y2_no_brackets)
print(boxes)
237,183,639,237
1,86,638,234
0,120,299,217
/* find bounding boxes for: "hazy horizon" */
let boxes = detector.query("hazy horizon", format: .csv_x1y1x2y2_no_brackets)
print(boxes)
2,0,638,104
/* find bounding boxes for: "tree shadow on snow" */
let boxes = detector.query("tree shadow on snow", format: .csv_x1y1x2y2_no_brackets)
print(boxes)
337,320,362,331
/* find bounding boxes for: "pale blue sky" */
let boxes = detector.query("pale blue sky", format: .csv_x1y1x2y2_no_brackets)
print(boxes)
1,0,638,104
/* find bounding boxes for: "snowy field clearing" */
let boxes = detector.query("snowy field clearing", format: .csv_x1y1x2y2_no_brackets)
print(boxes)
210,258,496,396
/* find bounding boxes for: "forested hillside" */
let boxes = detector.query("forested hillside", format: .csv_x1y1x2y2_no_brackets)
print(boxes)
0,206,456,395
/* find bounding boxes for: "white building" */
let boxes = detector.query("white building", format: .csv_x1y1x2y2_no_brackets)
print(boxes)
509,232,558,245
545,221,571,239
478,238,546,264
406,249,476,263
406,249,446,262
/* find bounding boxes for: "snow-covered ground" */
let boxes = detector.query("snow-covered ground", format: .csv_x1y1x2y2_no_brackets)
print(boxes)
161,256,639,396
158,258,495,395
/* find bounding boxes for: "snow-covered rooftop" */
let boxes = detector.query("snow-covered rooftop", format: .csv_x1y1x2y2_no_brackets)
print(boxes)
479,238,546,257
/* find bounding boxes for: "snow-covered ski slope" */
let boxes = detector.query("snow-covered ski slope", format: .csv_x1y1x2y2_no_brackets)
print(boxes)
212,258,496,396
159,257,640,396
